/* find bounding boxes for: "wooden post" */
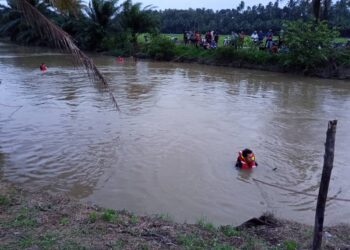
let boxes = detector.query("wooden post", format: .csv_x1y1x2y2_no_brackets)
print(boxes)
312,120,337,250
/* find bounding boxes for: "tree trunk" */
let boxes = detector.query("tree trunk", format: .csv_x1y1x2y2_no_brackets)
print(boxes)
312,120,337,250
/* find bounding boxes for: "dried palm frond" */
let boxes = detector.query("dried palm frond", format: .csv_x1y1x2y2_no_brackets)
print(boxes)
14,0,119,110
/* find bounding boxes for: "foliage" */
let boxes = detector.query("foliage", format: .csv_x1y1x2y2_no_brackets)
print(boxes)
86,0,119,28
214,46,278,64
197,217,216,231
146,35,176,60
59,216,69,225
284,240,298,250
283,20,340,69
0,0,55,46
220,225,241,237
50,0,85,17
101,208,119,222
88,211,97,222
173,45,215,59
119,0,159,53
0,194,10,205
155,0,350,35
82,0,120,50
330,48,350,66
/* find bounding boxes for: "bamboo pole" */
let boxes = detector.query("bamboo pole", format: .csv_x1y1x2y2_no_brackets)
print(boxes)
312,120,337,250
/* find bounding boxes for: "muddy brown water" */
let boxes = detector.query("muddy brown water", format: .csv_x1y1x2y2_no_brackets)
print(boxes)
0,42,349,226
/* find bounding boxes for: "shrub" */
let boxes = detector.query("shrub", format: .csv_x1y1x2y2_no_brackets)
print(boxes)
146,35,176,61
283,19,339,70
214,47,278,65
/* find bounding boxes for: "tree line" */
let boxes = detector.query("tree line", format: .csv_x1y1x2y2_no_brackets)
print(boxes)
0,0,349,55
154,0,350,36
0,0,158,53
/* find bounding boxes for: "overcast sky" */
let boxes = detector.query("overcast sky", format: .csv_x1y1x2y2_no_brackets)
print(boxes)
0,0,280,10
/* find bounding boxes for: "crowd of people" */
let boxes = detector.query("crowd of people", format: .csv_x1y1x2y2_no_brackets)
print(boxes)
183,30,220,49
224,29,285,53
181,29,286,53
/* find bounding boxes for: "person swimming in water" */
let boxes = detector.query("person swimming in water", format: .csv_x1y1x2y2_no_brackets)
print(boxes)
40,63,47,71
235,148,258,169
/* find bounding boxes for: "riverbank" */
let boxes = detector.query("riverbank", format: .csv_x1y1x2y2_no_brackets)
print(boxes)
132,45,350,81
169,54,350,80
127,30,350,81
1,181,349,249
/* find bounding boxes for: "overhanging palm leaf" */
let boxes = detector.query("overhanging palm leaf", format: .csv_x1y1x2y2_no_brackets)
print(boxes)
14,0,119,110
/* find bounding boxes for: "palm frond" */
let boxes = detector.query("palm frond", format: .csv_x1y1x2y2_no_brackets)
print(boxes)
14,0,119,110
0,19,21,34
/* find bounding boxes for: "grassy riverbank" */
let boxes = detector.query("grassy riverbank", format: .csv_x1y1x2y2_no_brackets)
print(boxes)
1,182,349,250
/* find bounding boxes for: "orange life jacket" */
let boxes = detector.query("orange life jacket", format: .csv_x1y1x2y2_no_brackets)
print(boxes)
236,151,257,169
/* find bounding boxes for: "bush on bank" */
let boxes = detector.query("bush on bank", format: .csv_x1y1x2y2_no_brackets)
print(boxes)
140,20,350,77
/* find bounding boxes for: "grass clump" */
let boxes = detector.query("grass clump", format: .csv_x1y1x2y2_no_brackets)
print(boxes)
12,207,36,227
284,239,298,250
101,208,119,222
38,232,59,249
130,214,139,224
59,216,69,225
177,233,208,248
0,194,10,206
88,211,97,223
220,225,241,237
197,217,216,231
155,213,173,222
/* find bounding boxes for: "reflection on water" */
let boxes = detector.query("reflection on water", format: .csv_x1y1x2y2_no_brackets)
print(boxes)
237,168,254,184
1,42,350,226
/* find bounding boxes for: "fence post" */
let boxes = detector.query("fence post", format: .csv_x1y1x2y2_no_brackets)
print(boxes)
312,120,337,250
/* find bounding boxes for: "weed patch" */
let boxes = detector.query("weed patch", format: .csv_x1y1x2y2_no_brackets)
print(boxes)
101,208,119,222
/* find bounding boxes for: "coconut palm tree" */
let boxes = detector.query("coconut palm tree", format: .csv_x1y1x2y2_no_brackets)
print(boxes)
119,0,158,54
50,0,85,17
0,0,54,45
10,0,118,109
86,0,119,28
82,0,120,50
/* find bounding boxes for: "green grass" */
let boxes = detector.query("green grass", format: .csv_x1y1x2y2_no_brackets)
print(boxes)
197,217,216,232
60,240,87,250
101,208,119,222
130,214,139,224
284,240,298,250
19,236,35,248
59,216,69,225
0,194,10,205
138,33,348,47
177,233,209,248
88,211,97,223
155,213,173,221
113,239,126,249
220,225,241,237
38,232,59,249
241,237,269,249
174,45,213,58
12,207,37,227
334,37,349,43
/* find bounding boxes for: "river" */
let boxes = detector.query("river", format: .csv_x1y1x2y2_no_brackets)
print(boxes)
0,42,349,226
